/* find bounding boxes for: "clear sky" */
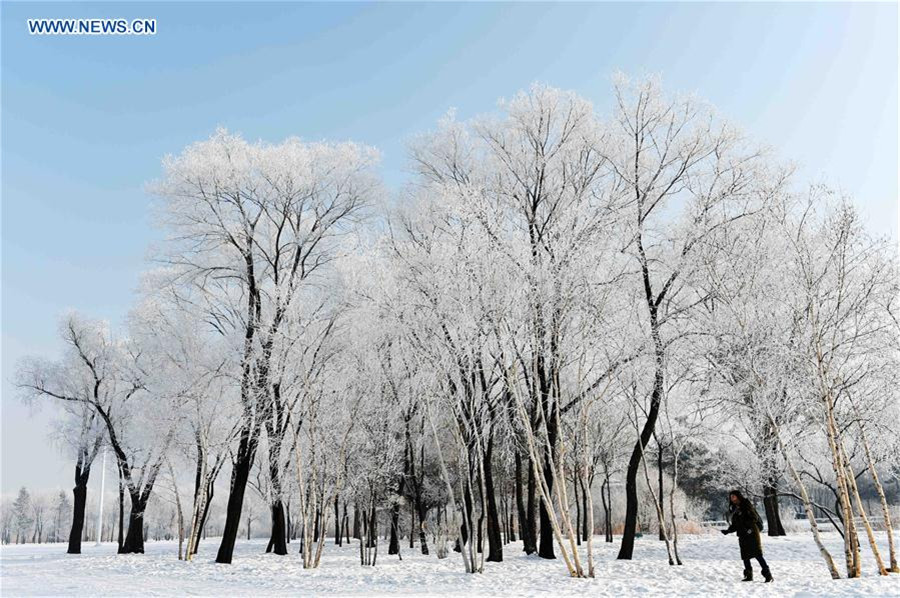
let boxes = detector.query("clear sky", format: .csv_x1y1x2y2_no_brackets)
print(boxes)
1,2,897,494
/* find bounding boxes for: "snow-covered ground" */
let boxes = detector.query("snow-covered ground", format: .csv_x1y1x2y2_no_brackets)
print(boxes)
1,532,897,597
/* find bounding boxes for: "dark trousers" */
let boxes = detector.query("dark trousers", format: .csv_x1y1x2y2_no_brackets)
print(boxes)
743,556,769,572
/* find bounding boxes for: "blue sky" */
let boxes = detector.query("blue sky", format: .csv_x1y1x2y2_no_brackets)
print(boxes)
1,2,897,493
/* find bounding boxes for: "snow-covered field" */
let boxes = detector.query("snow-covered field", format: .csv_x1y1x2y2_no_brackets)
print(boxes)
1,532,897,597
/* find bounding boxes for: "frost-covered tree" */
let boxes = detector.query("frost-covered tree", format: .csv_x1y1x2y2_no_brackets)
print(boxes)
12,487,33,544
151,129,380,564
17,313,184,553
17,314,109,553
9,77,897,586
406,84,627,572
606,75,779,561
51,491,72,543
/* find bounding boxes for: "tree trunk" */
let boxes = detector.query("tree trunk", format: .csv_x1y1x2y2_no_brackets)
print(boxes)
510,505,516,543
657,438,665,541
120,495,146,554
389,440,409,555
317,508,325,543
763,481,786,536
215,434,255,564
194,487,214,553
458,481,474,550
171,466,185,560
335,496,342,546
368,498,378,562
526,456,538,555
515,450,535,554
476,486,485,555
483,439,503,562
771,413,841,578
640,435,674,565
600,475,611,542
579,475,590,542
388,504,401,555
855,410,899,572
574,477,582,546
286,502,292,545
416,500,429,555
759,419,786,537
265,427,288,556
117,470,125,552
344,503,351,545
825,397,859,577
537,392,558,560
267,500,288,555
67,463,91,555
409,503,415,549
537,464,556,558
840,439,887,575
617,229,668,560
617,364,664,560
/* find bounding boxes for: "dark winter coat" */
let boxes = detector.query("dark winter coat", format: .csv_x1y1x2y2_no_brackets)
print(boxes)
724,501,763,560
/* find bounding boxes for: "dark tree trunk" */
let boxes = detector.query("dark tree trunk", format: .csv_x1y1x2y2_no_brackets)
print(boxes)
500,493,508,544
617,356,664,560
537,424,557,559
120,495,147,554
763,482,786,536
537,373,558,560
313,508,321,542
514,451,531,553
536,467,554,558
264,423,287,555
409,504,415,549
760,420,786,537
508,490,517,542
367,498,377,553
524,453,537,554
410,443,429,555
538,491,555,558
285,501,292,544
335,496,341,545
117,470,124,552
574,478,582,546
388,503,401,554
601,475,611,542
266,500,287,555
476,481,485,554
617,228,672,559
458,482,474,549
344,502,351,545
352,503,361,540
389,438,410,555
67,463,90,555
416,500,429,555
658,437,665,541
619,445,646,559
215,433,256,564
193,436,203,509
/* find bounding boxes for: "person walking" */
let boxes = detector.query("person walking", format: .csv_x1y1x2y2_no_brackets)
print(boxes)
721,490,773,582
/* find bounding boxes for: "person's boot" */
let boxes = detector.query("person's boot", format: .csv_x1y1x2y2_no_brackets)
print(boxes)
742,569,753,582
762,569,773,583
